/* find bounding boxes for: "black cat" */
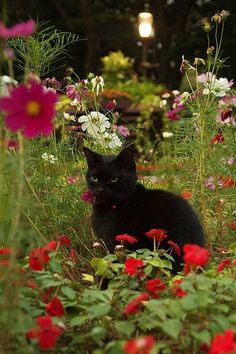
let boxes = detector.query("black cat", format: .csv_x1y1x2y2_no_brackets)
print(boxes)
83,147,205,272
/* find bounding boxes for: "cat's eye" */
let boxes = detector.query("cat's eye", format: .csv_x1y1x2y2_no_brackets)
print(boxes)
110,176,118,183
90,176,98,182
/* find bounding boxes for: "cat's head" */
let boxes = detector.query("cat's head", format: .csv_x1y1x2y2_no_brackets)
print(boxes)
83,147,137,204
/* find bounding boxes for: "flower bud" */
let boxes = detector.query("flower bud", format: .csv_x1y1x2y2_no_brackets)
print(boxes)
220,10,230,21
211,13,222,24
203,22,211,32
194,58,205,66
65,67,74,75
207,46,215,55
114,244,125,259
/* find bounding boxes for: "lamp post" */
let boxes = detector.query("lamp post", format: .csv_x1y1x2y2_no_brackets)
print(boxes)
138,8,154,76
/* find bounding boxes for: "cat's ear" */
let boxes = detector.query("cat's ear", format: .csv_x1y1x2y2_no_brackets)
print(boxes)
83,147,102,168
115,147,136,169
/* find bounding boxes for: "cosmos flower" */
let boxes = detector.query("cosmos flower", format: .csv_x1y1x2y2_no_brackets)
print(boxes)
0,19,36,39
95,131,122,149
78,111,110,137
0,80,57,138
91,76,105,95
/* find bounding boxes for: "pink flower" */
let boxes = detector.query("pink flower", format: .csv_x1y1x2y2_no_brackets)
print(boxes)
81,190,94,204
66,85,81,101
0,19,36,39
0,80,57,138
105,100,116,110
166,105,184,121
113,124,130,137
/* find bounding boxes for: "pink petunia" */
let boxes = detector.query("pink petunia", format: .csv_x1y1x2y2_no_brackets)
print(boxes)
0,80,58,138
0,19,36,39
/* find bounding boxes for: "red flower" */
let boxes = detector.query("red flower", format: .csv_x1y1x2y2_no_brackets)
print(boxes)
69,248,77,260
29,248,49,271
0,19,36,39
123,293,149,316
172,279,187,297
43,240,58,253
183,244,210,267
0,248,11,255
145,278,166,298
26,279,38,289
46,297,65,317
57,235,71,247
211,134,225,145
181,190,192,200
145,229,167,242
220,108,232,121
124,335,156,354
229,222,236,230
124,258,144,277
208,329,236,354
0,80,57,138
217,258,231,273
167,105,184,121
41,288,54,303
220,177,236,188
167,240,181,256
26,316,61,350
115,234,138,244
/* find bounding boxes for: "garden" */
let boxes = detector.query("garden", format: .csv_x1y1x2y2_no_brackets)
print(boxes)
0,3,236,354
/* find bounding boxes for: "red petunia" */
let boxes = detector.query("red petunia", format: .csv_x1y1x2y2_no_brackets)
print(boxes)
26,315,61,350
124,258,144,277
172,279,187,298
57,235,71,247
43,240,58,253
217,258,231,273
29,248,49,271
115,234,138,244
183,244,210,267
168,240,181,256
123,335,156,354
208,329,236,354
145,229,168,242
46,296,65,317
145,278,166,298
123,293,149,316
0,248,11,255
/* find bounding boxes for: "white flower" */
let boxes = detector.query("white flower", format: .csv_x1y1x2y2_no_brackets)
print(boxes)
172,90,180,96
41,152,58,164
95,132,122,149
203,77,233,97
70,98,80,106
78,111,110,137
160,99,167,108
197,72,216,83
0,75,18,97
162,93,170,99
162,131,174,138
63,112,76,122
91,76,105,95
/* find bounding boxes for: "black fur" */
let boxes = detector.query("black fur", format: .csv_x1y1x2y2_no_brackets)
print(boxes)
83,147,205,272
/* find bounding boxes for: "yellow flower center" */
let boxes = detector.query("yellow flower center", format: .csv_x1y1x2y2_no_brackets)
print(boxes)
26,101,41,117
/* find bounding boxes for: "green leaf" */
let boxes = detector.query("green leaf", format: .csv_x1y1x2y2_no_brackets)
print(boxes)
82,273,94,283
88,303,111,319
115,321,135,337
180,294,198,310
61,286,76,299
161,319,182,339
50,260,62,273
191,330,211,343
41,280,61,289
90,326,106,343
148,258,165,268
90,258,108,275
70,316,87,327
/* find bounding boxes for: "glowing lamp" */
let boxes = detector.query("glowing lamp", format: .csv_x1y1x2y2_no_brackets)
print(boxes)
138,12,153,38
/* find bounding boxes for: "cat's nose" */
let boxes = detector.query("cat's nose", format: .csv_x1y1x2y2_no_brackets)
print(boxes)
96,186,104,192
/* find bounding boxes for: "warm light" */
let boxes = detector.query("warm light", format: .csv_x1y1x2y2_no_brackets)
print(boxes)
138,12,153,38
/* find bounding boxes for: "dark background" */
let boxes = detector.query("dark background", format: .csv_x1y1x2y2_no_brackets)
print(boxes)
2,0,236,89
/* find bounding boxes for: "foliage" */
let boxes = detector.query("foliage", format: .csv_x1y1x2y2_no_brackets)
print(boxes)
8,25,80,76
101,50,134,84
